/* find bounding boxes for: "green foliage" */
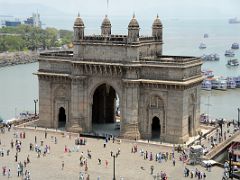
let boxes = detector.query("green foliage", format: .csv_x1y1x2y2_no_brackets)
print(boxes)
0,25,73,52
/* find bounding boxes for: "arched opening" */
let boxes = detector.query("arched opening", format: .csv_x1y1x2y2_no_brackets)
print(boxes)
58,107,66,128
151,116,161,139
92,84,120,136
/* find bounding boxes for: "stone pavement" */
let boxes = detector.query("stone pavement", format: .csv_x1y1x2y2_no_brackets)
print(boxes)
0,126,225,180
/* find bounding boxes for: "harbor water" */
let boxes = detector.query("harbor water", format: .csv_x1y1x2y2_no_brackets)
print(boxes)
0,18,240,120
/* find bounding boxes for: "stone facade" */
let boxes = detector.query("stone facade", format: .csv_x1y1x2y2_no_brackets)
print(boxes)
36,14,203,144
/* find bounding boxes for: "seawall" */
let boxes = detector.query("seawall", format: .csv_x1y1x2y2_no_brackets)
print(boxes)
0,51,38,68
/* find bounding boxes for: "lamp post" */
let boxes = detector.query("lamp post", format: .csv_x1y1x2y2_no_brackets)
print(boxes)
113,154,116,180
238,108,240,127
229,150,233,179
34,99,38,116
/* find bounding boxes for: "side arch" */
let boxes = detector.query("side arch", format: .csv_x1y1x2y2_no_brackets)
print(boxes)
146,94,166,140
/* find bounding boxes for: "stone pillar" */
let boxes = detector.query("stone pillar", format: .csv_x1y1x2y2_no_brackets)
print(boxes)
121,82,140,140
38,78,53,128
67,77,85,133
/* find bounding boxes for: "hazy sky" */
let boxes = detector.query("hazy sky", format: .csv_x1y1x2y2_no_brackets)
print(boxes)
1,0,240,19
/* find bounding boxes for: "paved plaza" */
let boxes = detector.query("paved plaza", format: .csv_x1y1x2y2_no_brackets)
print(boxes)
0,125,225,180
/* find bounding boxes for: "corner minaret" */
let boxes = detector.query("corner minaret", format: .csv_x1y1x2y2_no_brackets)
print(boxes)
73,13,85,41
152,14,162,41
128,14,140,43
101,15,111,36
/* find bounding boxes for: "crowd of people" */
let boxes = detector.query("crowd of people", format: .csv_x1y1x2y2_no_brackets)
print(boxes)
0,120,236,180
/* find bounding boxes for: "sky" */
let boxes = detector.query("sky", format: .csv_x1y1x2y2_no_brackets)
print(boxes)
1,0,240,29
1,0,240,18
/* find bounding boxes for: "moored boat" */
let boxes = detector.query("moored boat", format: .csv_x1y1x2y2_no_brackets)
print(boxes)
204,33,209,38
233,76,240,87
225,50,235,57
229,17,240,24
211,77,227,90
231,43,239,49
201,79,212,90
202,69,214,78
199,43,207,49
227,59,239,66
227,78,237,89
202,53,219,61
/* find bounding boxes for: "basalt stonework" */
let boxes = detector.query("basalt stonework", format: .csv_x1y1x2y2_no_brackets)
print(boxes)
35,14,203,144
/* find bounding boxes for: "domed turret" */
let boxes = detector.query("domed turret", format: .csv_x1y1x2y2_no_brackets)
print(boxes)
152,14,162,41
73,13,85,41
152,14,162,28
128,14,139,28
101,15,111,36
74,13,84,27
128,14,140,43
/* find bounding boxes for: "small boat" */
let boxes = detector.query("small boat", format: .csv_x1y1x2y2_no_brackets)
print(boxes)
199,43,207,49
201,79,212,91
211,77,227,90
202,69,214,78
227,59,239,66
202,54,220,61
231,43,239,49
204,33,209,38
225,50,235,57
229,17,240,24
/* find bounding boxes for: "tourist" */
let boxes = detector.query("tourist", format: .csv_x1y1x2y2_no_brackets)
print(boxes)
150,165,154,175
105,160,108,168
17,163,20,177
173,158,176,166
7,168,10,178
62,161,64,170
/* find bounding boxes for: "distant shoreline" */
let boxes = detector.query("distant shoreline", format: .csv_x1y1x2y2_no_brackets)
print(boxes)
0,51,38,68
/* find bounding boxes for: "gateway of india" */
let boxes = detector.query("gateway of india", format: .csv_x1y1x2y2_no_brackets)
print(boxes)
36,14,203,143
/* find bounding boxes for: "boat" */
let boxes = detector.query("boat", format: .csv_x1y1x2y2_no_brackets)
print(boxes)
201,54,220,61
229,17,240,24
199,43,206,49
233,76,240,87
211,77,227,90
201,79,212,90
201,69,214,78
204,33,209,38
231,43,239,49
226,59,239,66
227,78,237,89
225,50,235,57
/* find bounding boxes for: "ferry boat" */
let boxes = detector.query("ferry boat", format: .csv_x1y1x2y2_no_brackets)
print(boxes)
211,78,227,90
233,76,240,87
201,79,212,90
229,17,240,24
226,59,239,66
201,69,214,78
225,50,235,57
199,43,207,49
231,43,239,49
202,54,219,61
227,78,237,89
203,33,209,38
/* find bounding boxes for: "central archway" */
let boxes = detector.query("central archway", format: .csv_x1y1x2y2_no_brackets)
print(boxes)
151,116,161,139
58,107,66,128
92,83,120,136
